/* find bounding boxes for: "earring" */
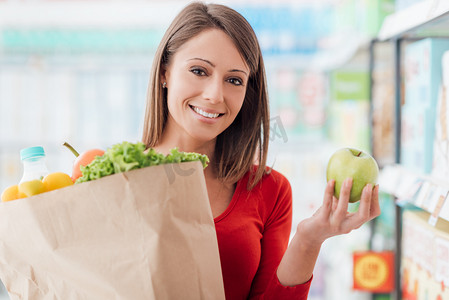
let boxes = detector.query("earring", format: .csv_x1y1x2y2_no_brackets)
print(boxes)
162,82,167,88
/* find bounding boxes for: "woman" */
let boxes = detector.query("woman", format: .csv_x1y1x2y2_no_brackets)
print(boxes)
142,2,380,299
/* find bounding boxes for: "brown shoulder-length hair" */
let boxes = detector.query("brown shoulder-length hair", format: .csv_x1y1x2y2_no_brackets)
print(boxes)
142,2,270,190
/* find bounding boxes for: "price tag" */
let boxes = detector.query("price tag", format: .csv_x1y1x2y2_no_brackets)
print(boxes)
353,251,395,293
439,197,449,221
428,187,449,226
419,183,439,211
415,182,434,208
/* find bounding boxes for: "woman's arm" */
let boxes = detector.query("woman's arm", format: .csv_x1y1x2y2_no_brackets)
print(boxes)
276,178,381,286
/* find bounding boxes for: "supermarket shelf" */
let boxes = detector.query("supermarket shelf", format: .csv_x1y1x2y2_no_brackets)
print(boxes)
373,2,449,299
0,0,339,30
264,35,371,71
379,164,449,224
0,1,188,29
378,0,449,41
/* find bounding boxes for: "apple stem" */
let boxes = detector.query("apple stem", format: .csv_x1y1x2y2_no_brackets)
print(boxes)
63,142,80,157
356,151,362,157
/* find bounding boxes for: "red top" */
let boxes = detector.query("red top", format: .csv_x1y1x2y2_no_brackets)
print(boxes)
214,168,312,300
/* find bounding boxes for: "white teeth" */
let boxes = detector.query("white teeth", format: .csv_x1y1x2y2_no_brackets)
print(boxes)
193,106,220,118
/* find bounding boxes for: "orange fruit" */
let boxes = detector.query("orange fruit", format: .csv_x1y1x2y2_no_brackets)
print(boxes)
42,172,74,191
71,149,105,181
1,185,26,202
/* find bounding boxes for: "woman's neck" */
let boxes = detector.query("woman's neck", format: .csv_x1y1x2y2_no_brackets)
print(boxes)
154,117,221,179
156,115,214,154
155,133,214,157
155,136,218,179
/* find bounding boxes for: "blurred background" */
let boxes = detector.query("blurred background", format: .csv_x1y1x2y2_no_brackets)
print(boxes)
1,0,449,299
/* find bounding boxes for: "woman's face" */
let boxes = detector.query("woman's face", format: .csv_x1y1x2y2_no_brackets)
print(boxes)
162,28,249,144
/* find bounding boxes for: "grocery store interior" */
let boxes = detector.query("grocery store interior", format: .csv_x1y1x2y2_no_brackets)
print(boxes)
1,0,449,299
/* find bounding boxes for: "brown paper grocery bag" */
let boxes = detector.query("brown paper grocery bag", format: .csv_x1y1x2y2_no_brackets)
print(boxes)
0,161,225,300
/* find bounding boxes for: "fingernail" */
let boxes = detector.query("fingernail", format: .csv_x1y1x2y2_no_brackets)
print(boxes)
346,178,353,187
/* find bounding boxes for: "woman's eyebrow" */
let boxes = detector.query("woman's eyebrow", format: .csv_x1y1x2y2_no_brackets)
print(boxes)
188,57,215,67
188,58,248,76
228,69,248,76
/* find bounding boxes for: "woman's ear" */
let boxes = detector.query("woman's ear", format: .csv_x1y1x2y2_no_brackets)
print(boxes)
160,66,167,86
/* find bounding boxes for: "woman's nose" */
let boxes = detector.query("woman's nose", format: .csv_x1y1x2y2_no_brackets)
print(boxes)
203,77,224,104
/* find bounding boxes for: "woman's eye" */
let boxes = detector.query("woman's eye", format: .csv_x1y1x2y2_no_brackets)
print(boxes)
228,78,243,86
190,68,207,76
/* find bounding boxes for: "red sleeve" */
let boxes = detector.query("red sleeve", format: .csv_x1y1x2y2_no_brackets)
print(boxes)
248,171,312,299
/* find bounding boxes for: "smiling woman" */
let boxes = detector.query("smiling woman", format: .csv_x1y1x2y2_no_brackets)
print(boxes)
142,2,269,191
141,2,380,300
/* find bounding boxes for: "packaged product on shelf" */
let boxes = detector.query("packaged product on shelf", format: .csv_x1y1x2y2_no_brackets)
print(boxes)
329,70,371,152
432,51,449,179
401,210,449,300
0,161,225,300
402,38,449,174
371,42,395,167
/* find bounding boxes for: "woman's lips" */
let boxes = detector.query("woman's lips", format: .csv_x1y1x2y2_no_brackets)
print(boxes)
189,105,224,119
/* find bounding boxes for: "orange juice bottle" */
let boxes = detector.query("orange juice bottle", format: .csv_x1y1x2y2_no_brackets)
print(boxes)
19,146,49,184
18,146,49,197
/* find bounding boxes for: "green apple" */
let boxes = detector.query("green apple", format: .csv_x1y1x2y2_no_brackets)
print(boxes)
326,148,379,203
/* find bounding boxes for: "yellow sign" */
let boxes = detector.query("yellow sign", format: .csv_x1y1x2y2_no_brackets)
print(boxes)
353,251,394,292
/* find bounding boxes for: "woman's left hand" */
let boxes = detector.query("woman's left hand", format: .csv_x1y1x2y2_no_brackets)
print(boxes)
298,178,381,246
276,178,380,286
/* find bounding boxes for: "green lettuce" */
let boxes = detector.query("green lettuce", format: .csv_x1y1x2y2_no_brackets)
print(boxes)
76,141,209,183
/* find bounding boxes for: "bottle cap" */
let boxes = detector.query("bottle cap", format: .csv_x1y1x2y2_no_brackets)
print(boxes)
20,146,45,161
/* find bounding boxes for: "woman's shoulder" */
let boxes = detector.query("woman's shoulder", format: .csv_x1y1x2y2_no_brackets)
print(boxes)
243,166,293,216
